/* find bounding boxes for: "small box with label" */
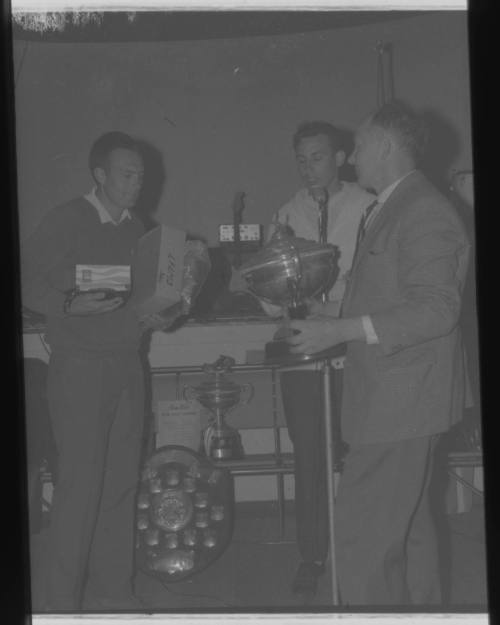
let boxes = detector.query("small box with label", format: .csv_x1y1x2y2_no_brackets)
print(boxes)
219,224,263,249
75,264,131,296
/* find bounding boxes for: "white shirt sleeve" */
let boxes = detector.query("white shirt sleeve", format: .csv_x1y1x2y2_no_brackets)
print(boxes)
362,315,380,344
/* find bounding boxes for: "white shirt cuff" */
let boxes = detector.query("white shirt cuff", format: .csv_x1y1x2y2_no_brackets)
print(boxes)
362,315,379,344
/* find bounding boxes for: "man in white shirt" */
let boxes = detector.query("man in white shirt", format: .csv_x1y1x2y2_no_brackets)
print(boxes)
287,102,470,605
262,121,374,603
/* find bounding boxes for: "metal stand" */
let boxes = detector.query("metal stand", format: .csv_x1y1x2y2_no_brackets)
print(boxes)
314,185,340,603
321,358,340,605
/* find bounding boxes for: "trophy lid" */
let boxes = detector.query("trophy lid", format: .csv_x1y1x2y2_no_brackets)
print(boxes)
240,225,336,273
191,356,241,396
239,224,339,306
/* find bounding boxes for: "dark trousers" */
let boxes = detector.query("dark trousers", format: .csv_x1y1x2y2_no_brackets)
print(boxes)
44,350,145,610
279,369,342,564
335,435,441,606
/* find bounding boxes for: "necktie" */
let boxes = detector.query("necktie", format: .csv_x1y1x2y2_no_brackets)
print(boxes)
339,199,378,318
310,187,329,244
353,200,378,261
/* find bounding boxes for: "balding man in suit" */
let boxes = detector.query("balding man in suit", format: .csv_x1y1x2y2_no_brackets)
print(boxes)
287,101,470,606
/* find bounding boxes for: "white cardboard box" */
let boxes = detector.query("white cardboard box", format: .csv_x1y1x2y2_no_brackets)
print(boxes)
132,225,186,316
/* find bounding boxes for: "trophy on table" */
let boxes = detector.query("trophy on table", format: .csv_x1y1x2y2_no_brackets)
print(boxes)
239,214,340,364
184,356,253,460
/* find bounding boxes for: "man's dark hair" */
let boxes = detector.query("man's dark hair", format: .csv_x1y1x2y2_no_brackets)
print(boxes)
293,121,344,155
370,100,429,163
88,131,141,180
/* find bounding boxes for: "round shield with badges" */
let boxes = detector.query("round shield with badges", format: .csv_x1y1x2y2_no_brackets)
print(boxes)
135,445,234,581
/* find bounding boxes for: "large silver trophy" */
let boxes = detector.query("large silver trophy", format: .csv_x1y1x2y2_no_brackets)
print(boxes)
239,223,340,364
184,356,253,460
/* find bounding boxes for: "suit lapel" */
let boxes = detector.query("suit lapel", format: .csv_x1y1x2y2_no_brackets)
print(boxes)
350,171,423,274
343,171,425,313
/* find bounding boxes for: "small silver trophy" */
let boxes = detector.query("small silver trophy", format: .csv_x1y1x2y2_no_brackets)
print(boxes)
184,356,253,460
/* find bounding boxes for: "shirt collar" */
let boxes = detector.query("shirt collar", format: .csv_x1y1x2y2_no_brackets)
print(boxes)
84,187,131,225
377,169,417,205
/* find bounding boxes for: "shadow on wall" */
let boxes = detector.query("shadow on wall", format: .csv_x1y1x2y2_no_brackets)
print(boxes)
419,110,480,423
135,139,166,231
420,108,461,195
338,126,357,183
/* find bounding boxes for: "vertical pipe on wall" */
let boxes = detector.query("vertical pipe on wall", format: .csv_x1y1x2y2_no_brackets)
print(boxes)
375,41,395,106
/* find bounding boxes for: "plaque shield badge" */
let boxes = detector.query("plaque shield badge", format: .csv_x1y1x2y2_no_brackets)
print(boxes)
136,445,234,581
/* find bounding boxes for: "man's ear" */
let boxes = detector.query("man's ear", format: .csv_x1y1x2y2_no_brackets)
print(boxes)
335,150,346,168
93,167,106,185
380,134,394,161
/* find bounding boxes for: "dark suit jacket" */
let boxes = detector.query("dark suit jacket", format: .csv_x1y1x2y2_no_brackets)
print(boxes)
341,171,470,447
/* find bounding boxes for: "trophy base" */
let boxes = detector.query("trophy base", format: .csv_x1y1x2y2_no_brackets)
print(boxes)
264,338,347,366
202,427,245,461
264,338,314,366
210,444,244,461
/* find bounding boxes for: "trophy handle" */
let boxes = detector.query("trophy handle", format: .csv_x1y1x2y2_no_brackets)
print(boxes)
285,240,304,311
239,383,254,405
288,240,303,284
203,423,216,457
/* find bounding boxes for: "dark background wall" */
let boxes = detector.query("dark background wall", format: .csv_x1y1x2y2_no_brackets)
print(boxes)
13,11,471,243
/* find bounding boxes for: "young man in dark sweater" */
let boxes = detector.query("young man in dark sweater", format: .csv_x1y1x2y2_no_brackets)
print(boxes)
22,131,167,611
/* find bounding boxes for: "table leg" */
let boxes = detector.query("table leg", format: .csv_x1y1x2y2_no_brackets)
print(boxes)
322,359,339,605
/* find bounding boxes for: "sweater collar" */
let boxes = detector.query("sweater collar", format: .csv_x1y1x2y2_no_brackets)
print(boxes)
84,188,131,225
